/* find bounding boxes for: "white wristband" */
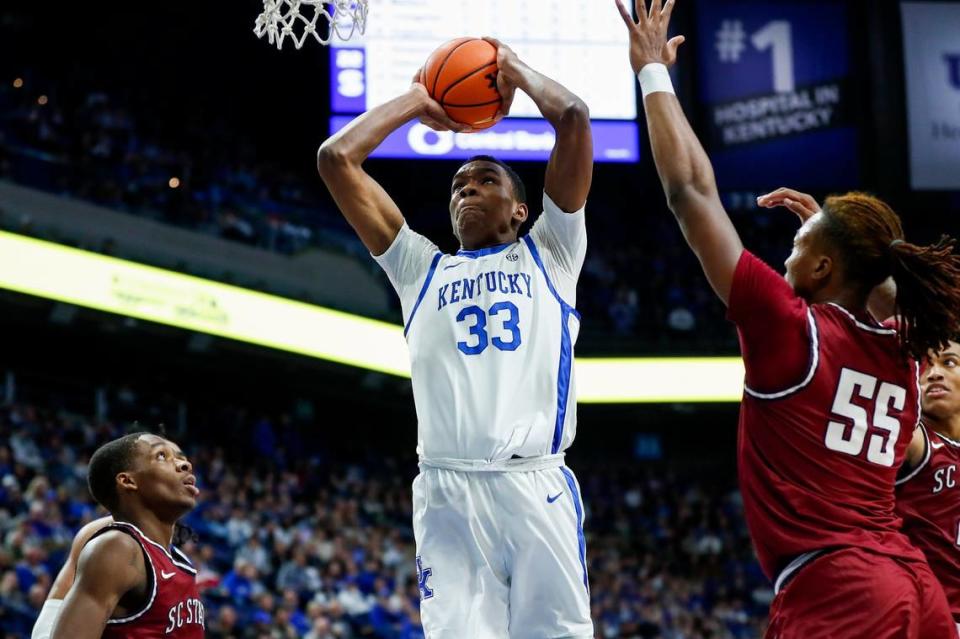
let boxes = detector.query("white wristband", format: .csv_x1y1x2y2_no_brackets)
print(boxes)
32,599,63,639
638,63,675,99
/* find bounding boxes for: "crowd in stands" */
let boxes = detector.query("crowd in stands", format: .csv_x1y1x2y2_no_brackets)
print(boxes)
0,396,769,638
0,70,801,352
0,73,351,257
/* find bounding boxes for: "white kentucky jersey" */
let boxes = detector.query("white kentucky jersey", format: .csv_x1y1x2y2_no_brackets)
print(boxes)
375,192,586,462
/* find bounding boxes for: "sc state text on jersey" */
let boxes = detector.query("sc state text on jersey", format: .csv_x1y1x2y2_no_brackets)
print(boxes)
932,464,957,495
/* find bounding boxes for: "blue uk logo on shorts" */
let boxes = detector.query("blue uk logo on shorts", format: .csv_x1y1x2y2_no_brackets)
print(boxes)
416,555,434,600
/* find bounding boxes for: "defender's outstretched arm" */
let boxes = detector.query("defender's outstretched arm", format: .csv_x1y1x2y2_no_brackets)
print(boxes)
616,0,743,304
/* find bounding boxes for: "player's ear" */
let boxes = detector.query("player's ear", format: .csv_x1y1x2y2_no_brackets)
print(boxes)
116,471,138,495
811,254,833,282
513,202,528,227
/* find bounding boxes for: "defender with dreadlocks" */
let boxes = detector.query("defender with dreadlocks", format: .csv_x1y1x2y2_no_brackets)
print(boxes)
617,1,960,637
51,433,203,639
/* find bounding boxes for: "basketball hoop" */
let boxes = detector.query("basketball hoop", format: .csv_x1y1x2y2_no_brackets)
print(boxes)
254,0,369,50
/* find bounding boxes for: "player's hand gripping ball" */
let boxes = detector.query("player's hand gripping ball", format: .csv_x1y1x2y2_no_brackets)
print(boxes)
420,37,502,130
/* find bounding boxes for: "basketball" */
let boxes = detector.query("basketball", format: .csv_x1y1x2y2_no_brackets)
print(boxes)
421,37,502,130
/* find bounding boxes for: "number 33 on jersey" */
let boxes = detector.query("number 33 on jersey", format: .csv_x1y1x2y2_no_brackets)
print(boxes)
374,193,586,462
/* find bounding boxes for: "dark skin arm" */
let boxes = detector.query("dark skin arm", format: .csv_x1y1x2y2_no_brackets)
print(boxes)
317,80,467,255
485,38,594,212
617,0,743,304
46,516,114,601
51,531,146,639
902,427,927,472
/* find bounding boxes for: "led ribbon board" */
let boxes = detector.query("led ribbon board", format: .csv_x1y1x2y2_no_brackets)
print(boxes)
0,231,745,402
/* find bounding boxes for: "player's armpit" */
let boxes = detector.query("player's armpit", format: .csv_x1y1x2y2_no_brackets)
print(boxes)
901,427,928,474
51,531,145,639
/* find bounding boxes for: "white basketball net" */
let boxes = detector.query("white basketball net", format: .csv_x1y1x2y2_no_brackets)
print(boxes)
253,0,369,49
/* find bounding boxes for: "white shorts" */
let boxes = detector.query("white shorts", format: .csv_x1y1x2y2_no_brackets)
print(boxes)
412,464,592,639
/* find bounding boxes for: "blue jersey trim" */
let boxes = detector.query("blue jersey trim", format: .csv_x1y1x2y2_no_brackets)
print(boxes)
523,235,577,454
456,241,514,259
560,467,589,594
553,310,573,454
521,236,564,306
404,252,443,338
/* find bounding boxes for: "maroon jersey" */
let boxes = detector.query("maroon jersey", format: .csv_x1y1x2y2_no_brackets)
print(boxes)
896,423,960,620
90,522,205,638
729,251,925,585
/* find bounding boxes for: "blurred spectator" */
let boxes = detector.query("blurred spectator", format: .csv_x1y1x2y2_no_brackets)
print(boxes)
0,395,769,638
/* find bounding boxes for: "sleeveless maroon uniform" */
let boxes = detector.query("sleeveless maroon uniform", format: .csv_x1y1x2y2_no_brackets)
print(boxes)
896,423,960,623
728,251,953,638
90,522,205,638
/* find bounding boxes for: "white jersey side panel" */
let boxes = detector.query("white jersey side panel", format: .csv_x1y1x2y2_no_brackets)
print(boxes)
375,192,586,461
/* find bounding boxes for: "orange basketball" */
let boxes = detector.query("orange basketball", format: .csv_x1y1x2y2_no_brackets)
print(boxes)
420,37,502,130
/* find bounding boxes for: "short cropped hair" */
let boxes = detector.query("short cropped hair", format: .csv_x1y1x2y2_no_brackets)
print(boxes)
87,433,147,511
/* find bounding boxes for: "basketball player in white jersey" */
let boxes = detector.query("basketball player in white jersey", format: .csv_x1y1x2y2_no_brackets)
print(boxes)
318,38,593,638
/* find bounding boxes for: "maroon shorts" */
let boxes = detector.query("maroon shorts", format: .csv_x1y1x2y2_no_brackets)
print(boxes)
765,547,954,639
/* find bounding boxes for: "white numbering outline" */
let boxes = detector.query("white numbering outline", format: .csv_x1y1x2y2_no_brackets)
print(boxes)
824,368,906,467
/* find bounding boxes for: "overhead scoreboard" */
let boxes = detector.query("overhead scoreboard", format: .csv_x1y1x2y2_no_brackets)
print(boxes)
328,0,640,163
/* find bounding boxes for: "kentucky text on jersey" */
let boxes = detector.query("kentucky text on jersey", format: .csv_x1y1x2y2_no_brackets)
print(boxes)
437,270,533,311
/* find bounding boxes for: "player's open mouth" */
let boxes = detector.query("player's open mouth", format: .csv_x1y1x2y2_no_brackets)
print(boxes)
925,383,949,397
183,475,199,495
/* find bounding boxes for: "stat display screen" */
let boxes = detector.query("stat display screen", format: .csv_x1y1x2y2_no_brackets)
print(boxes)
329,0,640,162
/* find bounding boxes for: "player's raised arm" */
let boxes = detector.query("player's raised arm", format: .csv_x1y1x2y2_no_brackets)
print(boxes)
616,0,742,304
51,532,145,639
484,38,593,213
317,79,469,255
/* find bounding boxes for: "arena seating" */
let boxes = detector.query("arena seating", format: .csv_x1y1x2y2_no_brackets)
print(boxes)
0,399,769,638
